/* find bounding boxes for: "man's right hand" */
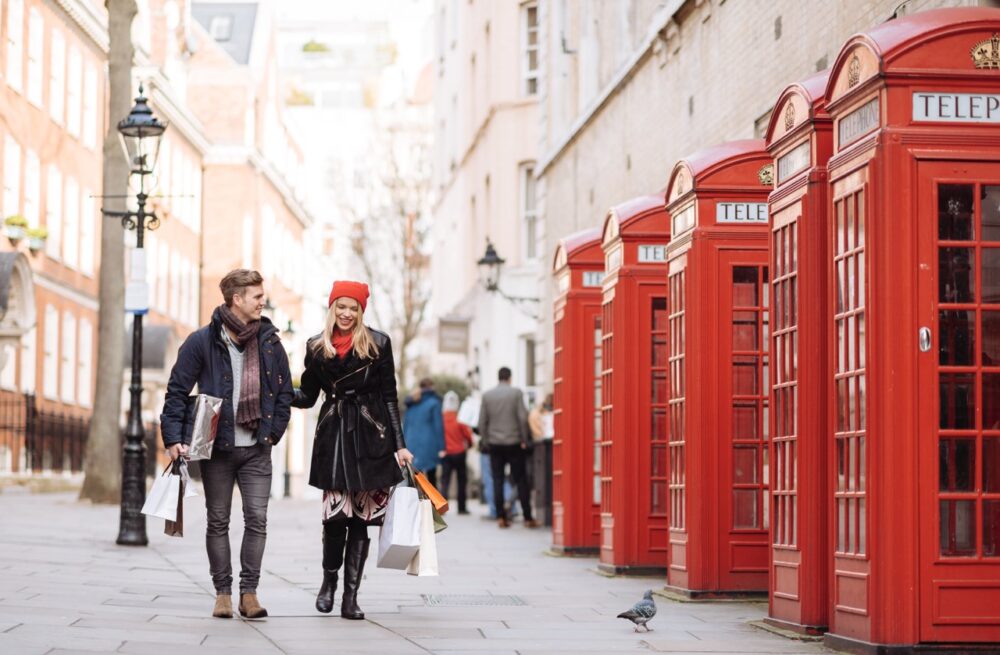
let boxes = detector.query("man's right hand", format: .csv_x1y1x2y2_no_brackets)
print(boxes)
167,443,189,461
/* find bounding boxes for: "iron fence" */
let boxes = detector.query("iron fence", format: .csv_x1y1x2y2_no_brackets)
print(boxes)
0,391,89,475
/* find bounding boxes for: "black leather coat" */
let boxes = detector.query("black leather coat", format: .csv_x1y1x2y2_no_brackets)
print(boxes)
293,328,405,492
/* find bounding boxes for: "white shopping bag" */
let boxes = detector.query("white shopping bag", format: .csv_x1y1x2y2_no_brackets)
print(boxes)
141,464,182,522
377,486,422,570
406,499,439,577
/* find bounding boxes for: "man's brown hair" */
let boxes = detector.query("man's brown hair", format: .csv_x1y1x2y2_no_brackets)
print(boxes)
219,269,264,306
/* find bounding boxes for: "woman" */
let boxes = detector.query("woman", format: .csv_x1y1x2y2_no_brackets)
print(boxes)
292,280,413,619
439,390,473,514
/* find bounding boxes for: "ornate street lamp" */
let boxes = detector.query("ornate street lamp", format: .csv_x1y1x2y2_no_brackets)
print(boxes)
476,240,540,309
107,84,167,547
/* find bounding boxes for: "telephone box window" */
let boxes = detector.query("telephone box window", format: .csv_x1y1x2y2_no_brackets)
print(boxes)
940,500,976,557
939,184,974,240
940,248,975,303
982,186,1000,241
939,310,975,366
939,438,975,492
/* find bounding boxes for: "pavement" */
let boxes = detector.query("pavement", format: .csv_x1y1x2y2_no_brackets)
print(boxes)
0,489,846,655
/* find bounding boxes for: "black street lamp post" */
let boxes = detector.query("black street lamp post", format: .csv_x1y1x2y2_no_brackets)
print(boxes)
106,85,167,547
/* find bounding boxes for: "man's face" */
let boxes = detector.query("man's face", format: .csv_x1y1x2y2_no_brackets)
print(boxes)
232,285,266,323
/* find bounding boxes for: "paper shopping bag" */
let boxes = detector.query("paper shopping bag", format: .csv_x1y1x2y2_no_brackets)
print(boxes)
188,394,223,461
164,461,196,537
141,463,181,522
406,499,439,577
376,485,422,569
414,471,449,515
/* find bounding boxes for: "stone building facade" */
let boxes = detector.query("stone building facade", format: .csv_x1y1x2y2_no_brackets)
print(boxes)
532,0,997,389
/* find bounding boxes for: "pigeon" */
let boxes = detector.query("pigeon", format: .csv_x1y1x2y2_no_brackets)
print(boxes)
617,589,657,632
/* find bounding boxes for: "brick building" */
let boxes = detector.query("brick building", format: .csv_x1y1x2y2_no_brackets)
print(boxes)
0,0,108,473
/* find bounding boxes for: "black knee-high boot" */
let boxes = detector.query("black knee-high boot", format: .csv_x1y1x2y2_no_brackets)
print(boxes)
340,522,370,620
316,520,347,613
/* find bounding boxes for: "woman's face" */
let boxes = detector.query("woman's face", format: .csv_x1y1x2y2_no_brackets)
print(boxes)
333,297,360,332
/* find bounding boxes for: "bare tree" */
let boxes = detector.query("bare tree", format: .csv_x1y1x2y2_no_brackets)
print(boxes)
80,0,136,503
347,120,432,390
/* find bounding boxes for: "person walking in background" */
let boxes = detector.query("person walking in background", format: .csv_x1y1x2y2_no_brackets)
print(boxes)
439,390,473,515
478,367,539,529
528,393,554,442
403,378,445,487
291,280,413,620
160,269,294,620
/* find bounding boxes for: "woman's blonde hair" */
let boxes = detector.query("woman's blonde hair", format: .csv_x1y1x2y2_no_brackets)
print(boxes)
311,299,380,360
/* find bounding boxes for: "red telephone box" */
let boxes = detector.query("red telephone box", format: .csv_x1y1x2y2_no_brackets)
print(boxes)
552,227,604,555
664,140,772,595
763,71,833,633
822,8,1000,649
598,196,670,574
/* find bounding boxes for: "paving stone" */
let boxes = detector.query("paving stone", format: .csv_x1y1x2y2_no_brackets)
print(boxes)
0,492,841,655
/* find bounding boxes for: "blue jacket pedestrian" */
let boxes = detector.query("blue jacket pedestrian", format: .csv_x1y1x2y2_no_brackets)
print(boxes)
403,379,445,475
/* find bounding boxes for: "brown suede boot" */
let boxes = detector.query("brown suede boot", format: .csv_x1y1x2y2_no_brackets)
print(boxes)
212,594,233,619
239,592,268,619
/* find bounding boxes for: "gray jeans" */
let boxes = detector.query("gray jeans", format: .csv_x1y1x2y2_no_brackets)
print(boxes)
200,443,272,594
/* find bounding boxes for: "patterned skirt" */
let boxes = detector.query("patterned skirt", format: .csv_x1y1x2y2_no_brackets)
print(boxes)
322,487,392,525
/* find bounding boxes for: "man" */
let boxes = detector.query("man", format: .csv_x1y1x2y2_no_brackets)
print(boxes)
478,367,539,528
402,378,444,487
160,269,293,620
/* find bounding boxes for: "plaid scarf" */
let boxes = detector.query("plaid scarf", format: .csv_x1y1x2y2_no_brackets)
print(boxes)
217,304,262,431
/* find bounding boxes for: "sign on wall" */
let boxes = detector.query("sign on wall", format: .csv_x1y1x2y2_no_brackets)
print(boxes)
582,271,605,287
637,245,668,263
913,92,1000,123
838,97,880,147
438,318,469,354
716,202,768,223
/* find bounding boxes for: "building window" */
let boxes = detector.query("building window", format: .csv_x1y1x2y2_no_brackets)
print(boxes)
0,343,16,390
63,176,79,268
78,318,92,408
80,188,94,276
49,30,66,124
521,163,538,260
3,137,22,218
20,326,36,393
170,250,181,319
523,336,537,386
521,1,539,96
26,9,44,107
60,312,76,404
6,0,24,92
66,47,82,138
43,305,58,400
158,242,169,310
83,66,98,150
45,165,62,259
23,150,40,226
209,15,233,41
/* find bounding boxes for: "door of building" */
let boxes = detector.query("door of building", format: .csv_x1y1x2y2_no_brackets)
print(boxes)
918,161,1000,643
719,250,771,590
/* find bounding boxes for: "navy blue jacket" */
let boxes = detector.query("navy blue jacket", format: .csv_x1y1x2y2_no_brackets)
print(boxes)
160,309,294,452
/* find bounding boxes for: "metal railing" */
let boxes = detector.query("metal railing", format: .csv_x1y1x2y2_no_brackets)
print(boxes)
0,391,89,475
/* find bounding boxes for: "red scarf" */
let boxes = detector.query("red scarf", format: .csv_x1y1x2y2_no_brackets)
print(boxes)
332,330,353,358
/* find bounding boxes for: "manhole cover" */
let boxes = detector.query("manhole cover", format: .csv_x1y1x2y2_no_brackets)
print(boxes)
422,594,527,607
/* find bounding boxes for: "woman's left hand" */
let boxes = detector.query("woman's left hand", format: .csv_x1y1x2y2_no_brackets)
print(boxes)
395,448,414,467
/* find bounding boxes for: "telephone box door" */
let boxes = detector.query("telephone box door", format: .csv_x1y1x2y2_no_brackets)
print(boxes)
918,161,1000,642
719,249,771,590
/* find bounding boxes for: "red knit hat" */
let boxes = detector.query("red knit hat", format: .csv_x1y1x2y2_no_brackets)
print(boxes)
328,280,370,312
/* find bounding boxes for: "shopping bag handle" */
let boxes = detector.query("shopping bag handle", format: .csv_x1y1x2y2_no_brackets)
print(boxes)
402,463,427,500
